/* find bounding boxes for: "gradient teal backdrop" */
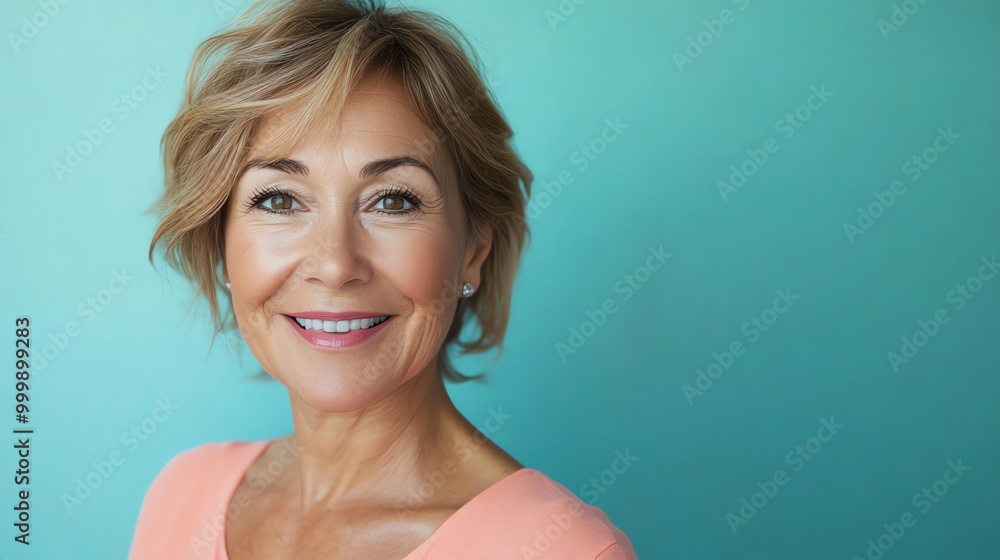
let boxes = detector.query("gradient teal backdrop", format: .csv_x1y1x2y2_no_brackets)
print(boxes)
2,0,998,558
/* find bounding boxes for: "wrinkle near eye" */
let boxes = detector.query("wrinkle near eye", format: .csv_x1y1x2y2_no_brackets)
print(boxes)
408,191,445,214
365,221,444,250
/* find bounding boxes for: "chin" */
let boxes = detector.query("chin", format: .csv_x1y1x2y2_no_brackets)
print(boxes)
274,358,409,413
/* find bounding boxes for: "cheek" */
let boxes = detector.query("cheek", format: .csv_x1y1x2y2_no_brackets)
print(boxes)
378,224,462,309
224,221,301,328
383,227,464,372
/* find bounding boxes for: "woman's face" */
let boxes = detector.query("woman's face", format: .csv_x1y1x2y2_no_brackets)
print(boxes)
223,73,490,412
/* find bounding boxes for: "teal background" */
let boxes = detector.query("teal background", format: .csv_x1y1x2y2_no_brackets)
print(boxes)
1,0,998,558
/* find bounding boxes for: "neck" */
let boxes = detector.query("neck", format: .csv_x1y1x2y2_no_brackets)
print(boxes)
283,362,471,509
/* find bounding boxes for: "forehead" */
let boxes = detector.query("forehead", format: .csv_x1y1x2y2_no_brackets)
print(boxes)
250,72,450,172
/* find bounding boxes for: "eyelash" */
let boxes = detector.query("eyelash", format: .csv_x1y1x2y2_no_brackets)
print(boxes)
371,185,423,215
244,185,295,214
243,185,423,216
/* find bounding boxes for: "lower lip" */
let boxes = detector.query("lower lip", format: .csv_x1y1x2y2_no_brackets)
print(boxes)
285,315,393,349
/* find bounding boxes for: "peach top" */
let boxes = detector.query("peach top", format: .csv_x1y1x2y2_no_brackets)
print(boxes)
128,440,638,559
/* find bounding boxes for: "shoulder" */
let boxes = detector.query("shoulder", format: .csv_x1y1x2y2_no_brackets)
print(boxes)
155,440,269,478
511,470,638,559
438,468,638,560
140,440,268,503
128,440,271,559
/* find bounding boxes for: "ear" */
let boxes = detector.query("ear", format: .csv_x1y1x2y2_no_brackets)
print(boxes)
460,221,493,292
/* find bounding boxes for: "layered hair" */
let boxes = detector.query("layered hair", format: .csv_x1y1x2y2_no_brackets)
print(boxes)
148,0,532,382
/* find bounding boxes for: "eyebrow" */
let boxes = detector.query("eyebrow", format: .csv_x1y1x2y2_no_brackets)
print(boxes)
242,155,438,183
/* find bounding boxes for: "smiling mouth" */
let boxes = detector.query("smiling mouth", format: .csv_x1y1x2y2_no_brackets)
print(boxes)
289,315,391,333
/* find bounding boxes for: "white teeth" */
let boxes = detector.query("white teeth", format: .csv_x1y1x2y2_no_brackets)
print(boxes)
294,315,388,333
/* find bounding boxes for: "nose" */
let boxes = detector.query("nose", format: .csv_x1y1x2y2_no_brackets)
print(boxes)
297,213,372,290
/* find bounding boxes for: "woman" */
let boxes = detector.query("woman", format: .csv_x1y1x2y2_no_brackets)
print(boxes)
131,0,637,558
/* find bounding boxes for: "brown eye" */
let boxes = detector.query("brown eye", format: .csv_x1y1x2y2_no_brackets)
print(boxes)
246,187,301,214
382,196,404,211
269,196,292,210
371,187,421,214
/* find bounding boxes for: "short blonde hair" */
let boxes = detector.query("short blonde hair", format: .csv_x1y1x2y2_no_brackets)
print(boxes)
148,0,532,382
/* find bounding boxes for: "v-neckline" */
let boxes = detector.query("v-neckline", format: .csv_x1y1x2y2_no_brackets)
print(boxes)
219,440,532,559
